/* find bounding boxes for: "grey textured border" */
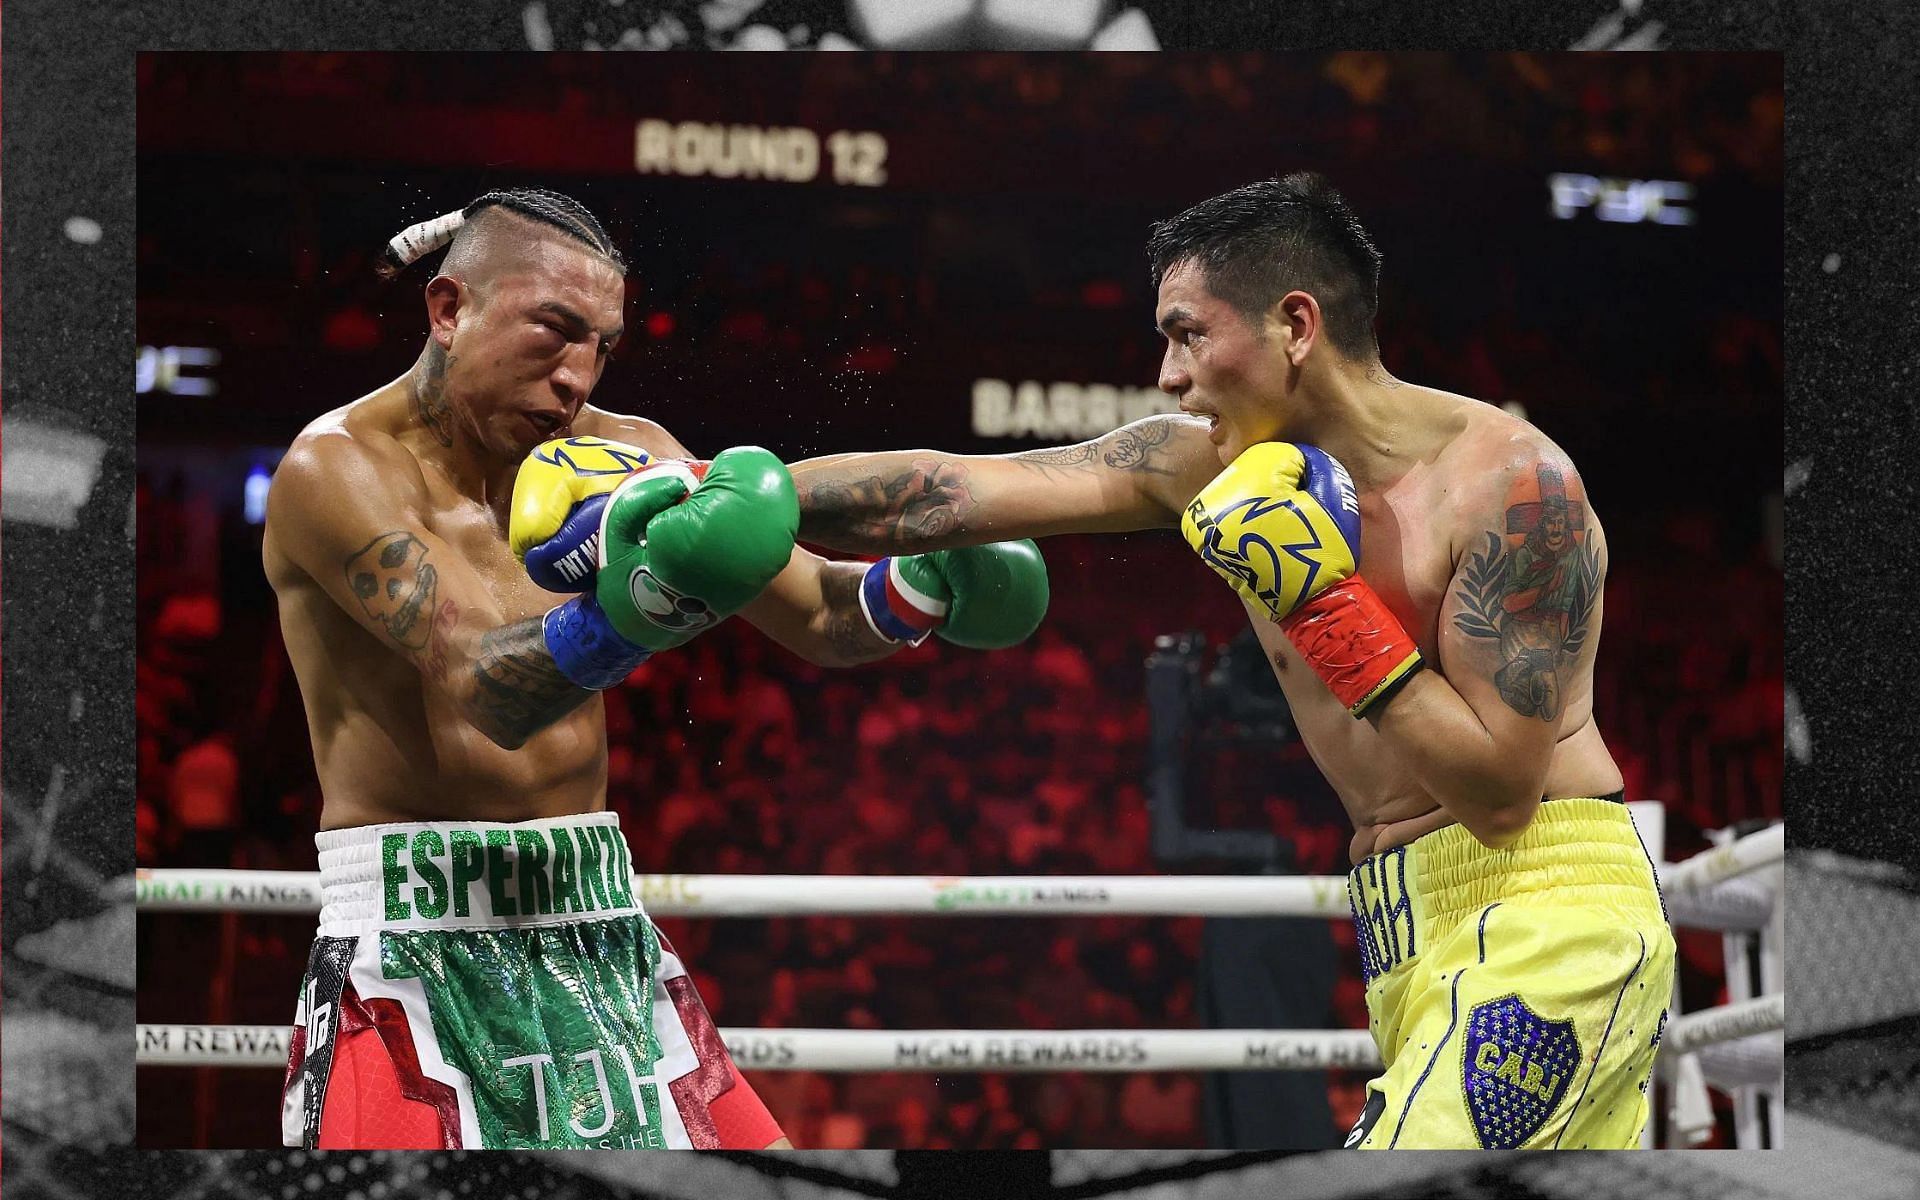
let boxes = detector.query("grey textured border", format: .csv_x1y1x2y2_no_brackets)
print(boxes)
0,0,1830,1196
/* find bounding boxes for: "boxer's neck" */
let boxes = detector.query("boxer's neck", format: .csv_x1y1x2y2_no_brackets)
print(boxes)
1282,356,1423,492
401,347,517,505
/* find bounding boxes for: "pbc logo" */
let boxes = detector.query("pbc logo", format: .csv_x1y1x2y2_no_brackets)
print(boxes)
628,566,719,634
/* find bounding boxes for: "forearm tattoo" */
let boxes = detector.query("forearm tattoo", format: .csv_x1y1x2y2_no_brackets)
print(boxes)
819,564,894,664
1013,442,1099,469
471,618,595,741
347,531,589,740
797,460,973,552
414,343,457,448
1450,464,1603,720
345,532,439,651
796,416,1191,551
1096,417,1181,474
1016,416,1182,478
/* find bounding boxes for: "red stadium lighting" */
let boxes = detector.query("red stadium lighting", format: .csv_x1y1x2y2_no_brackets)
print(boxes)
646,311,675,338
1081,279,1126,309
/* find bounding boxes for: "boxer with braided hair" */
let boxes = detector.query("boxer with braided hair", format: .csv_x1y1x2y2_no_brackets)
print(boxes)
268,188,1049,1150
374,187,625,279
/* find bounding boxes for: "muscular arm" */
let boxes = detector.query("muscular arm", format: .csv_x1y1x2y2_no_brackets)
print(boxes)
268,431,591,750
1366,454,1607,848
574,405,899,667
789,415,1222,555
737,551,900,667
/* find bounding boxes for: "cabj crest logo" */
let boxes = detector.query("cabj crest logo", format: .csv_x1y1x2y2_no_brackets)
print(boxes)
627,566,718,633
1460,994,1580,1150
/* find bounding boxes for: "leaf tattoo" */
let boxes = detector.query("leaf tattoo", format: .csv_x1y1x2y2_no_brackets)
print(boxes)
1451,464,1602,720
1559,541,1602,659
1451,532,1507,642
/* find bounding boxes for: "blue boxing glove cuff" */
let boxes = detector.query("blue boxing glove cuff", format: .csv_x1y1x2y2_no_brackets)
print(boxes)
542,592,651,691
858,557,938,646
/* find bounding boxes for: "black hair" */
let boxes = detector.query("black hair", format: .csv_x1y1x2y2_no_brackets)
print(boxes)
376,186,625,279
1146,172,1381,358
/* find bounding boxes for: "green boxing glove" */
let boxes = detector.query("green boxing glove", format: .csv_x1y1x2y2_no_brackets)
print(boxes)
542,447,798,688
858,539,1050,650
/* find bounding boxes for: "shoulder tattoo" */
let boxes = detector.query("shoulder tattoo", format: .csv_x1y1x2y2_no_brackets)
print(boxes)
1449,462,1603,721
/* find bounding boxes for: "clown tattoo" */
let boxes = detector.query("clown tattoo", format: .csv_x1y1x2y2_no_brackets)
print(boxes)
346,531,439,651
1451,464,1602,720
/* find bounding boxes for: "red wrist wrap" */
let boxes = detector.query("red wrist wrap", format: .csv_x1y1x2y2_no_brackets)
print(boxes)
1279,578,1426,717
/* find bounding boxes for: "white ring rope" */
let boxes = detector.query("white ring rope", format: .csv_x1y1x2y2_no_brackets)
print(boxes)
1659,994,1788,1145
1693,1034,1785,1090
136,998,1780,1073
135,821,1783,927
134,820,1787,1155
134,870,1354,918
1659,994,1785,1057
1657,822,1784,897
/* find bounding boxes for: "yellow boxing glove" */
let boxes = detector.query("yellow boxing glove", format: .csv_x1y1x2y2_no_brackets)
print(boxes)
510,436,656,591
1181,442,1423,717
1180,441,1362,621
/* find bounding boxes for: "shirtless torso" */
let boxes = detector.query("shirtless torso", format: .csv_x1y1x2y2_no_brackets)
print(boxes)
1228,389,1620,860
263,385,688,830
792,386,1621,863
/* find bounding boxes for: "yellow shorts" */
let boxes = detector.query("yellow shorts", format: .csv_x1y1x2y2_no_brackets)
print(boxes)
1343,797,1675,1150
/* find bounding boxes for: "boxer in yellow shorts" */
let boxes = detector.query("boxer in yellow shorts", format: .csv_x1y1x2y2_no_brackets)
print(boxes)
785,176,1684,1148
1345,796,1673,1149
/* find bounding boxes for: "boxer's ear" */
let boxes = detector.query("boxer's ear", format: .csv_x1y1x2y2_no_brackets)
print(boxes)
424,275,464,347
1270,290,1323,365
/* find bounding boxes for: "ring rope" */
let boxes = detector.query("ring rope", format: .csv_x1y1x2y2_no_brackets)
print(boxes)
134,821,1782,926
1658,994,1784,1057
135,996,1781,1074
1657,822,1784,897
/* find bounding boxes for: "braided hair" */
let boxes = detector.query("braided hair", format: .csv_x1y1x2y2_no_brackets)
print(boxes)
375,188,625,279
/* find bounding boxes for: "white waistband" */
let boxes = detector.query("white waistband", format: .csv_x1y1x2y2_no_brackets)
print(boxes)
314,811,643,938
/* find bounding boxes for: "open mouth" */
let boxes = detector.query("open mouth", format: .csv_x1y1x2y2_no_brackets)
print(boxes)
523,411,564,439
1182,407,1220,437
